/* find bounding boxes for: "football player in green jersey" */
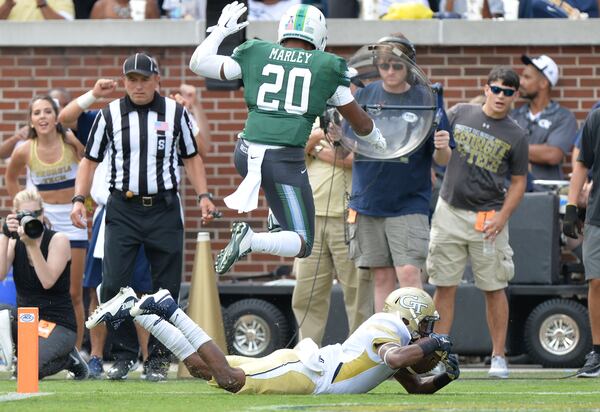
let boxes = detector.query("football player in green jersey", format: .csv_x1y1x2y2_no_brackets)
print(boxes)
190,2,386,274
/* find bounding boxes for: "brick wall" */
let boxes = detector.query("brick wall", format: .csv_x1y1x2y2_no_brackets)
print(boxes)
1,44,598,281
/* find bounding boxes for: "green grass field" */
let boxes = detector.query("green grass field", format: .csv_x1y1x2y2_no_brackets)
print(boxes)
0,370,598,411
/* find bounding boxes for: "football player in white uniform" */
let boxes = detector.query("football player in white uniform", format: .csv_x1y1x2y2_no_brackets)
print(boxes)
87,286,459,394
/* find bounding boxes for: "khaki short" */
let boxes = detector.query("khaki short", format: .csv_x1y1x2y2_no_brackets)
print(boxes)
348,213,429,269
583,224,600,281
426,198,515,291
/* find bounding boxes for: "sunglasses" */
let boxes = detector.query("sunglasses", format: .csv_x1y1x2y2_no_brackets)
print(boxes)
378,62,405,71
489,85,516,97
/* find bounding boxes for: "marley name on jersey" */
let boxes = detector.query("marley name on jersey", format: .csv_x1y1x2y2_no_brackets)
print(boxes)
269,47,312,64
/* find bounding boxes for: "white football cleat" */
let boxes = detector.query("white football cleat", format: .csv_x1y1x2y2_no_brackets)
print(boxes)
215,222,253,275
130,289,179,319
86,287,138,330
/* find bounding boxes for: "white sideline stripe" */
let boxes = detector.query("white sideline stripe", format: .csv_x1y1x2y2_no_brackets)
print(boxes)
455,391,600,395
0,391,218,396
22,390,600,398
0,392,52,402
250,396,600,411
3,390,600,397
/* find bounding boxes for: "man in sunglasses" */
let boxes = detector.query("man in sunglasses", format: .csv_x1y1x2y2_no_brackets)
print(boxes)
426,66,529,379
348,33,453,312
510,55,577,182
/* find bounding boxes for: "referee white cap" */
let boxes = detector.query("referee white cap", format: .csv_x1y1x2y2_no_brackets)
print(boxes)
123,53,159,77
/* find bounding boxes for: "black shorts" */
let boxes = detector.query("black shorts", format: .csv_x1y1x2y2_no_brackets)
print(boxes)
234,139,315,257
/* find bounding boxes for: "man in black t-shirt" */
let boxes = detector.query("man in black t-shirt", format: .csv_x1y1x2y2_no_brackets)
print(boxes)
565,107,600,378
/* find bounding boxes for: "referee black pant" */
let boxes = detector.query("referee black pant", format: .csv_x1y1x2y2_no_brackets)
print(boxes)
102,191,184,364
101,191,184,303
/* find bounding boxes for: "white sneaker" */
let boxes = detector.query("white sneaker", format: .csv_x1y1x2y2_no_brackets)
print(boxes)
86,287,138,330
488,355,509,378
0,309,13,370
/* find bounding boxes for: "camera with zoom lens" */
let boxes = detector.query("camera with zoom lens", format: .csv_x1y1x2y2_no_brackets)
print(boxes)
16,211,44,239
3,211,45,240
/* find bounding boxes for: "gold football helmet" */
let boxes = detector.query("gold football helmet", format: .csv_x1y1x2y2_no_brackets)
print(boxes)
383,287,440,339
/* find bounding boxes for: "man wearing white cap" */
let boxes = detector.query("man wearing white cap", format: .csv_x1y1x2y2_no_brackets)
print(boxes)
510,54,577,181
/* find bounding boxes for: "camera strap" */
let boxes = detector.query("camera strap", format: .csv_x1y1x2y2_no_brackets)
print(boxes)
1,218,10,238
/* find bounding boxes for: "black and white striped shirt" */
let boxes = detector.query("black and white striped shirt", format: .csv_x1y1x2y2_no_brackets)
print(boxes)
85,93,198,195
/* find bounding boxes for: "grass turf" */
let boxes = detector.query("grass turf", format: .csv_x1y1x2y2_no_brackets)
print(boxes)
0,370,598,411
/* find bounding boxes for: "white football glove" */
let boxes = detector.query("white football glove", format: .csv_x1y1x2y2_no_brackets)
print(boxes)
357,124,387,153
207,1,249,37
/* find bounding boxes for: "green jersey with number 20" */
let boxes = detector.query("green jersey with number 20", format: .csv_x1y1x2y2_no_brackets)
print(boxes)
232,39,351,147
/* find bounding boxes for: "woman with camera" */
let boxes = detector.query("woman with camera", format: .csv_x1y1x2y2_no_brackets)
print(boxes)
0,189,88,379
5,95,87,350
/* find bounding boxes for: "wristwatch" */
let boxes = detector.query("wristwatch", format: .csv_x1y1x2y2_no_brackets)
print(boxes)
71,195,86,204
197,192,213,202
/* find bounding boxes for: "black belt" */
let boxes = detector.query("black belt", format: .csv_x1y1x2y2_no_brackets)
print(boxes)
110,189,176,207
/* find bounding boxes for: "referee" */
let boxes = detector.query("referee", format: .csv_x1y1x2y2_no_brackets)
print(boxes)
70,52,216,377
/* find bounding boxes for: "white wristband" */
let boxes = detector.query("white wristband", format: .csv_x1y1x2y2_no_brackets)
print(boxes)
76,90,97,110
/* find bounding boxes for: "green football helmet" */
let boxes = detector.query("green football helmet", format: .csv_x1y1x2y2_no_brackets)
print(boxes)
383,287,440,339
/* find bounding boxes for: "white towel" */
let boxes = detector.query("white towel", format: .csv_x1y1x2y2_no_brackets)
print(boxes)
225,141,286,213
93,211,106,259
91,159,110,207
224,144,268,213
294,338,325,374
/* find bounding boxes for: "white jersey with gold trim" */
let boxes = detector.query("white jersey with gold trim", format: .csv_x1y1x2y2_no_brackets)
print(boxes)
314,312,412,394
223,312,412,395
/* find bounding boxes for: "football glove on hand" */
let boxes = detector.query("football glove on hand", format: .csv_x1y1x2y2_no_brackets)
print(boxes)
207,1,249,37
357,125,387,152
444,353,460,381
429,333,453,354
563,204,582,239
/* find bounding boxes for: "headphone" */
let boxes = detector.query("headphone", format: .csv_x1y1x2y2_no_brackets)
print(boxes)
376,36,417,63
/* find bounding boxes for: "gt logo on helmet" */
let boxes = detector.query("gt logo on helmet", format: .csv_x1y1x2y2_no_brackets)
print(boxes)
399,295,428,314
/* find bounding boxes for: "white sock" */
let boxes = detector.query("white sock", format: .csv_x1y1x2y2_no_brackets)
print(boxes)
134,314,195,361
250,230,302,257
0,309,13,368
169,308,212,351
